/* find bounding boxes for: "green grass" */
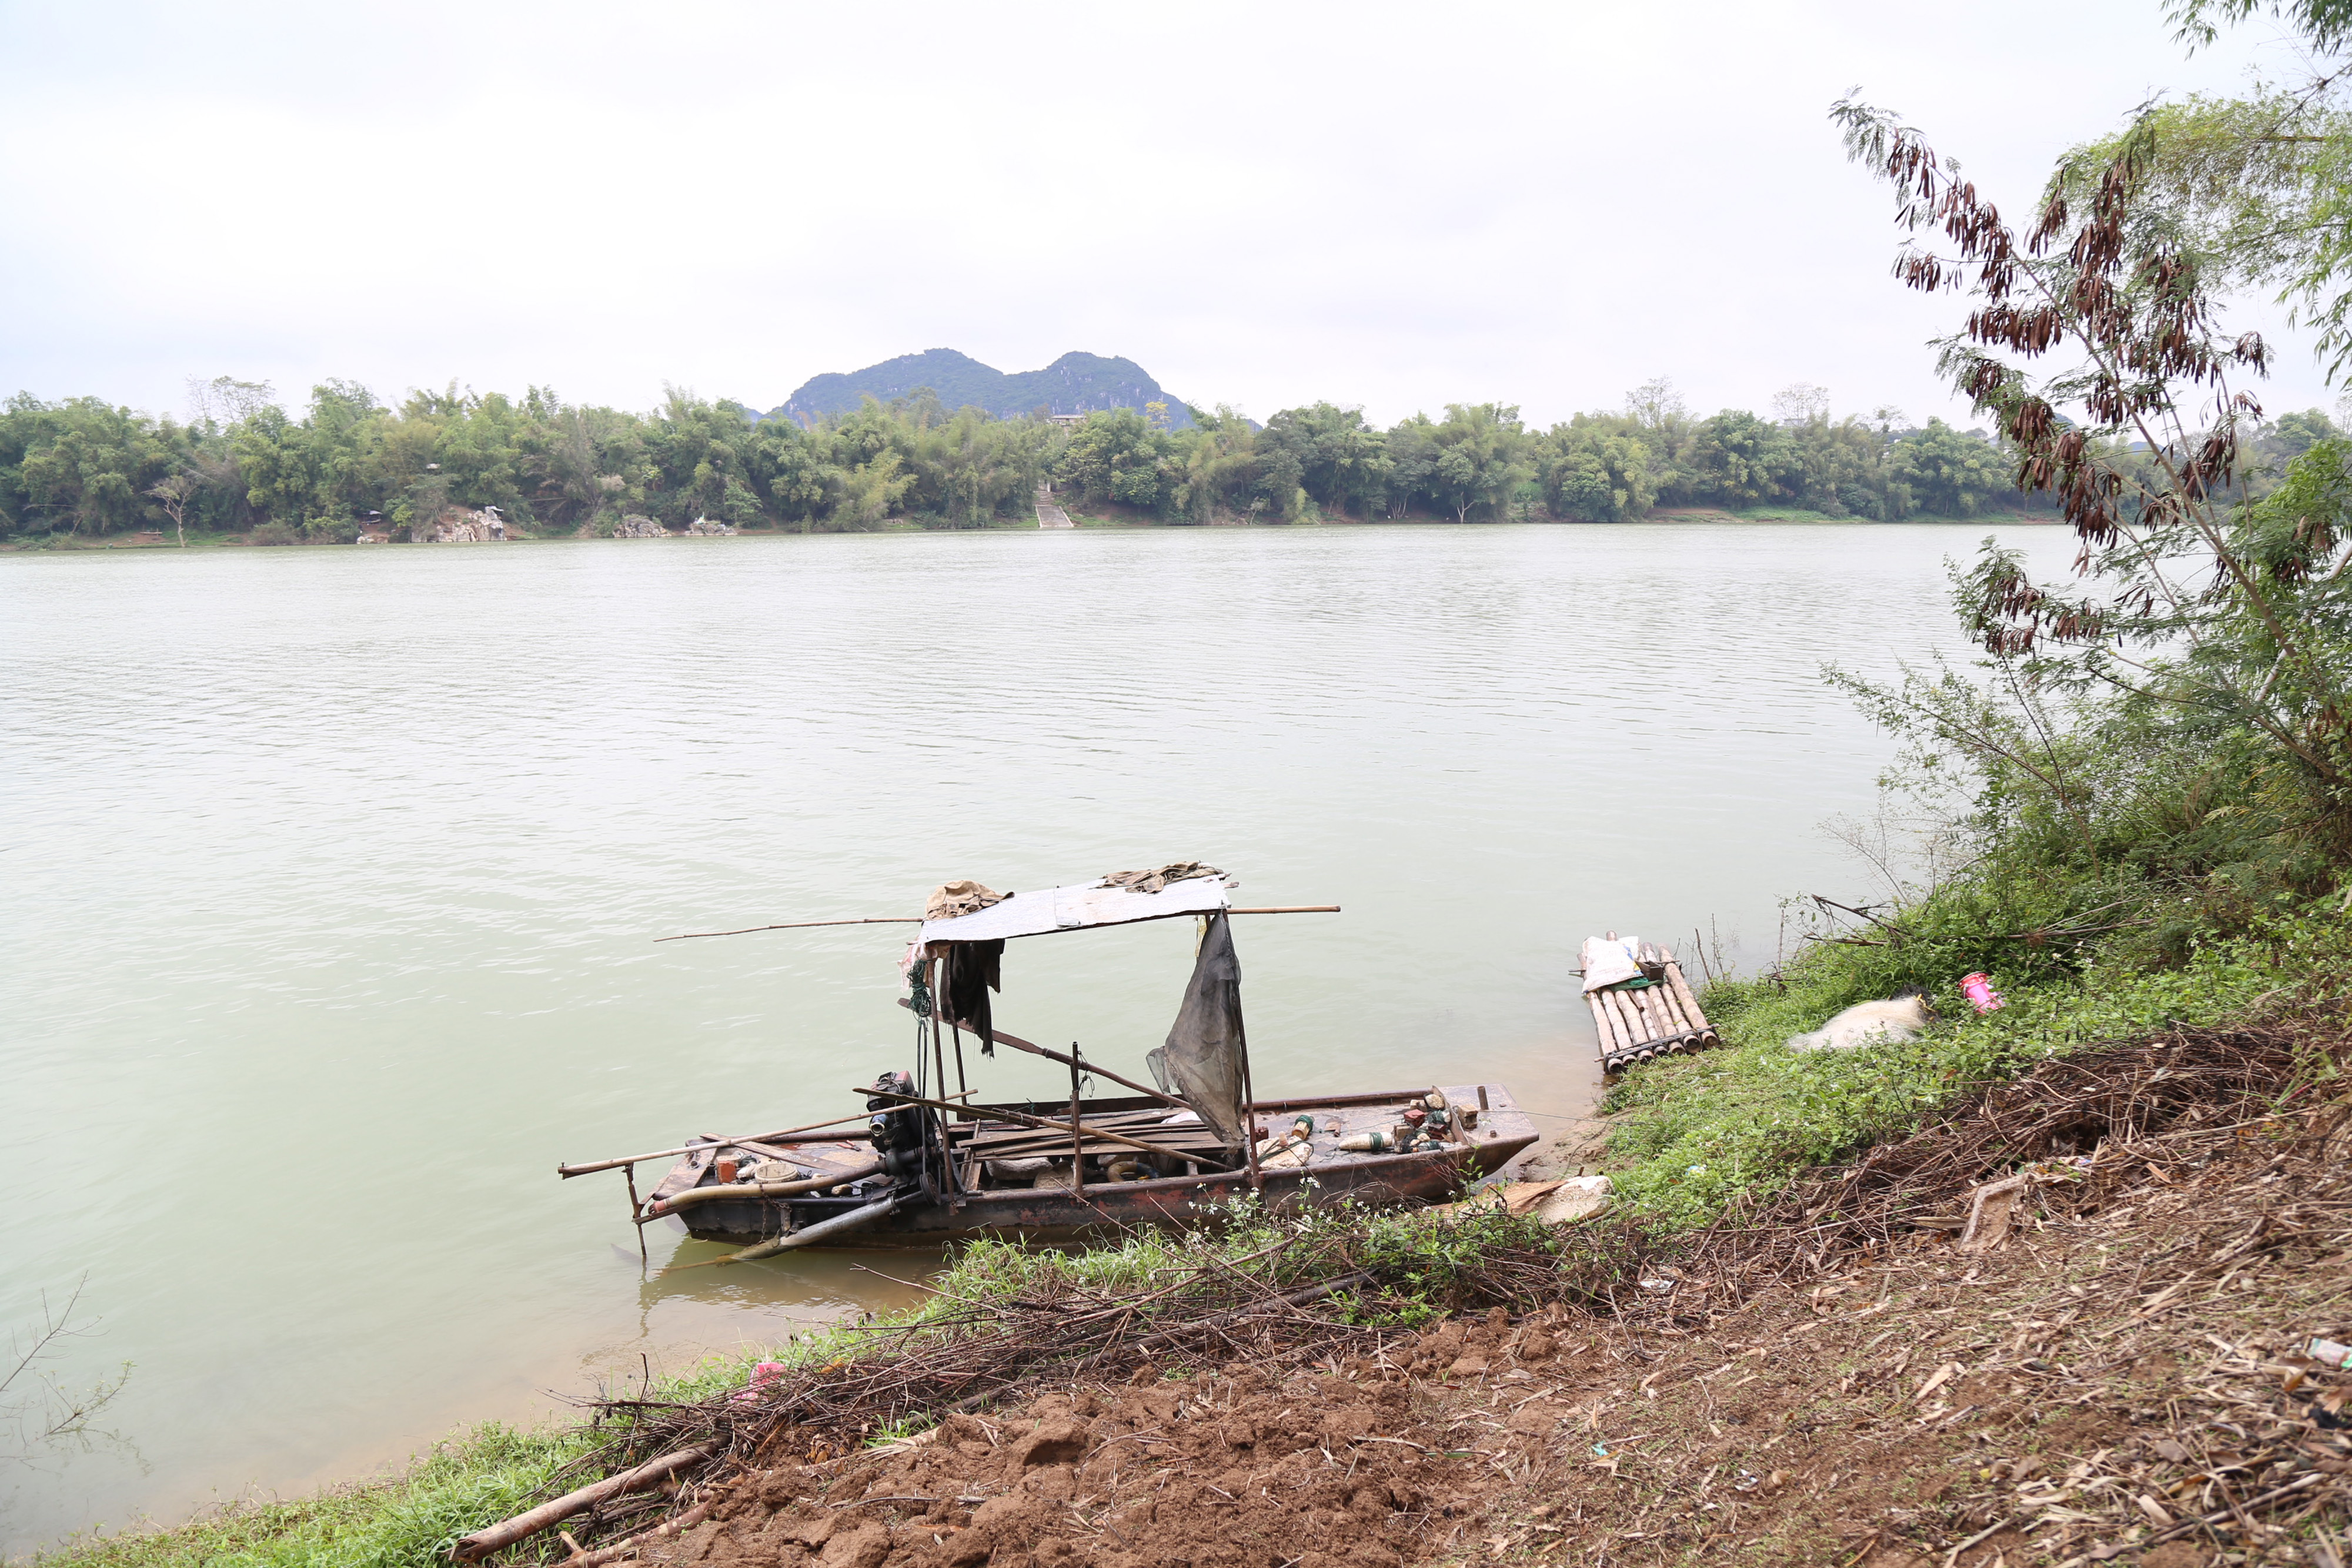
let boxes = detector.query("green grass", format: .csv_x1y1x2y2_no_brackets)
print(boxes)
1599,897,2352,1231
31,1297,914,1568
34,1425,594,1568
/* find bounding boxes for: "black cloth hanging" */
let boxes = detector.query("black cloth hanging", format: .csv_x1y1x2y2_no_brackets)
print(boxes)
943,940,1004,1055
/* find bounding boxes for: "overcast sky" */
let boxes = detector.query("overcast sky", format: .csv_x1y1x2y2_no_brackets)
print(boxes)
0,0,2336,430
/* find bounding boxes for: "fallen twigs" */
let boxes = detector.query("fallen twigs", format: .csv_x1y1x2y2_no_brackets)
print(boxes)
1672,1010,2338,1308
452,1443,711,1560
560,1500,711,1567
1546,1002,2352,1565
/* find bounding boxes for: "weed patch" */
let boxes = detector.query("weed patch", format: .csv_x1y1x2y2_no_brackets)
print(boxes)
1601,901,2352,1230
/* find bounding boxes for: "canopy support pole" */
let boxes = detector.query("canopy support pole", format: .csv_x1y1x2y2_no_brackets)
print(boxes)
1241,1051,1262,1192
943,958,967,1106
933,1009,962,1201
1068,1046,1086,1199
624,1162,647,1266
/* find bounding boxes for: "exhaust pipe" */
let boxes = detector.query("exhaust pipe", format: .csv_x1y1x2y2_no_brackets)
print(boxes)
718,1192,900,1264
639,1160,887,1222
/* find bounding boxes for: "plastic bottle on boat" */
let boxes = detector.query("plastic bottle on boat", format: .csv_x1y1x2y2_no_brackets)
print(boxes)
1255,1115,1316,1168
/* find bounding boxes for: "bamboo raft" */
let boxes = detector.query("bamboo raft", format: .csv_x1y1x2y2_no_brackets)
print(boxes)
1583,934,1719,1072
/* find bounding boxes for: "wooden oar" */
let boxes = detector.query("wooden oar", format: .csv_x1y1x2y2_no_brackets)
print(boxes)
958,1121,1225,1154
857,1085,1172,1157
958,1107,1169,1136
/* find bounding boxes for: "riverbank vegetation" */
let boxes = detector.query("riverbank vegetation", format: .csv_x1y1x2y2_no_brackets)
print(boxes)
1602,1,2352,1232
43,1009,2352,1567
35,1203,1572,1568
9,373,2336,546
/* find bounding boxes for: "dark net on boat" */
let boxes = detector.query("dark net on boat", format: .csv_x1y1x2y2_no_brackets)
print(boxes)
1146,910,1248,1148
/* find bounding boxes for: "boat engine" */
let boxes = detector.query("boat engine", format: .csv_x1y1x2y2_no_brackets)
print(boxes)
866,1069,930,1183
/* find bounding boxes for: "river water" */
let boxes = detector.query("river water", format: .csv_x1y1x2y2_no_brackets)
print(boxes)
0,522,2070,1553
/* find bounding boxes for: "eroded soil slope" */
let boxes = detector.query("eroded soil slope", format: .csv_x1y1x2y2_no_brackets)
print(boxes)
622,1025,2352,1567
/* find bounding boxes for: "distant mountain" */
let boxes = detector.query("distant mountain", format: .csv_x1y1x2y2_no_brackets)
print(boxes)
768,349,1195,429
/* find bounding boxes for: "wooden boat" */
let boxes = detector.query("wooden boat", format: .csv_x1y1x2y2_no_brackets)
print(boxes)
640,1081,1535,1248
564,868,1538,1254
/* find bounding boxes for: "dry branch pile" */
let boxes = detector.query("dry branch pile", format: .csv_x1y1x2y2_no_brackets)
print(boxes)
1475,1005,2352,1565
1672,1014,2324,1300
458,1219,1631,1563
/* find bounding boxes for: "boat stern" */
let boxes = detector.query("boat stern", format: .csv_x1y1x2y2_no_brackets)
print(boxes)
1442,1082,1538,1176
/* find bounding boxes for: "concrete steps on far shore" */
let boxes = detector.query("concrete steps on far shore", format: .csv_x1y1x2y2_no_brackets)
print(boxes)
1035,487,1074,529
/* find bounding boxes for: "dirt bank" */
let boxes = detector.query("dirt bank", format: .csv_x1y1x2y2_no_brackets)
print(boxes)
480,1018,2352,1568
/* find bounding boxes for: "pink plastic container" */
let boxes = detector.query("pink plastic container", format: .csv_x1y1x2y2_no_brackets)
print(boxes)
1959,972,2005,1014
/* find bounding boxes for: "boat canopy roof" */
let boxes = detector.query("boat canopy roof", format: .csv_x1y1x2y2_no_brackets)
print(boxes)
918,875,1231,945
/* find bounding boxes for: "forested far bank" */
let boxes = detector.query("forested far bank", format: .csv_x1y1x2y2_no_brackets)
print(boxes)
4,375,2337,544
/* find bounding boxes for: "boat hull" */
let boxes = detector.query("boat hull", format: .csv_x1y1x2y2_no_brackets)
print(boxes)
652,1082,1537,1249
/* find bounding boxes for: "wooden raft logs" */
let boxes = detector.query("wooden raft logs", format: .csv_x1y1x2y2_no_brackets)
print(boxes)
1585,941,1720,1073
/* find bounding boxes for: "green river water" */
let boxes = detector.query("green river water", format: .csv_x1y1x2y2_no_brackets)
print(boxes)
0,522,2072,1553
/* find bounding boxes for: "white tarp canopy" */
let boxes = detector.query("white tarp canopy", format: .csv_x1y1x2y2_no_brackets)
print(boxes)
919,875,1231,945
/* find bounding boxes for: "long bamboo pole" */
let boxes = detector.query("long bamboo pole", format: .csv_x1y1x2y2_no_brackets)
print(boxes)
1632,981,1675,1043
1659,951,1717,1044
1626,985,1666,1043
1599,989,1638,1052
656,917,921,942
1643,958,1687,1034
656,906,1335,944
1240,1045,1262,1192
559,1111,876,1178
1584,986,1622,1061
1615,984,1651,1043
1596,990,1632,1059
943,955,967,1103
929,1005,950,1194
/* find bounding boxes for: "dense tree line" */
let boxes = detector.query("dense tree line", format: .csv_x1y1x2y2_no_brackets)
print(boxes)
0,373,2331,541
0,380,1055,543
